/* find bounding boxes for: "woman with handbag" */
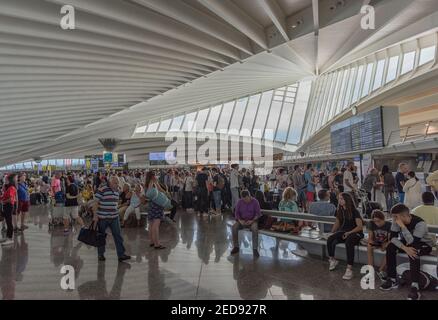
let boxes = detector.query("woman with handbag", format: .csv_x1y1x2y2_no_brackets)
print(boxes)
146,171,166,249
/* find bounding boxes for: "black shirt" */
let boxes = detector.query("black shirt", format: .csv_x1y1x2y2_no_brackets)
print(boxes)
395,172,406,193
368,220,391,245
65,184,78,207
213,174,220,192
196,173,208,190
337,208,362,232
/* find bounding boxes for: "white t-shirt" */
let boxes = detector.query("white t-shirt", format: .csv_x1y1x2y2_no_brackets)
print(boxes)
184,176,194,192
230,169,239,189
343,170,355,192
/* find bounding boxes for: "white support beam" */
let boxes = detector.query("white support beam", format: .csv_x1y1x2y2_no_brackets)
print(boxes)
258,0,289,42
197,0,268,50
131,0,253,55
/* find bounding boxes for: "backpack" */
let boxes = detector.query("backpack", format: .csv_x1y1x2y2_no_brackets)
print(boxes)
217,175,225,190
397,263,438,290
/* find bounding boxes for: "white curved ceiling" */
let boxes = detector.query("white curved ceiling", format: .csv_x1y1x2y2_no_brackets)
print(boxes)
1,0,438,166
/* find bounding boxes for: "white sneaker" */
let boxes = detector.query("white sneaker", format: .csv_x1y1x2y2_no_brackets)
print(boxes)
342,268,353,280
329,259,339,271
1,239,13,246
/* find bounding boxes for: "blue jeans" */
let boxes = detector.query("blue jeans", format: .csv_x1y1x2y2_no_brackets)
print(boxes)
213,190,222,210
398,192,405,204
97,218,126,258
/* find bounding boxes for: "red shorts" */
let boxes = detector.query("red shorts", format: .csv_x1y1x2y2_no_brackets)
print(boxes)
18,200,30,213
306,191,315,202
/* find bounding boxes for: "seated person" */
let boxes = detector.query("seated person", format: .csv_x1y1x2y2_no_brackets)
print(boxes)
412,192,438,225
309,189,336,233
275,187,301,233
118,183,131,220
380,204,434,300
367,210,391,280
255,190,272,210
327,192,364,280
231,190,261,258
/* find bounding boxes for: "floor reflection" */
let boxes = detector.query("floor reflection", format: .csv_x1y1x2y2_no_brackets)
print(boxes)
0,205,436,300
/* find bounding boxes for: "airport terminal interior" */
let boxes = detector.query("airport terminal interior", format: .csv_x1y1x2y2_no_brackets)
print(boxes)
1,0,438,301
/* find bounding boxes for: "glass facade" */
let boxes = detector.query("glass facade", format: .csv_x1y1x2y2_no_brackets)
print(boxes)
133,82,310,146
302,33,437,143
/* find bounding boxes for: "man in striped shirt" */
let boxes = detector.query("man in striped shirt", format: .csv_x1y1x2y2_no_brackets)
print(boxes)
94,176,131,262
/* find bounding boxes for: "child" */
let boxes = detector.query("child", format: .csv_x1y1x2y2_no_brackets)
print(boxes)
367,210,391,280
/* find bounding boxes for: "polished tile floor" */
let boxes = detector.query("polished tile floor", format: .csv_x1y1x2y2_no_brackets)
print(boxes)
1,205,437,300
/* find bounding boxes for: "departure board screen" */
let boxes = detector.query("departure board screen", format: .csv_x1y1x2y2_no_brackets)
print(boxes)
330,107,384,154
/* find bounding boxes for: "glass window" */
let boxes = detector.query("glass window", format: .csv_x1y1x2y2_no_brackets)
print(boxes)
135,125,146,133
323,72,338,124
241,94,261,135
330,70,343,119
275,101,294,142
193,108,209,131
361,62,374,98
351,65,364,104
343,67,356,109
372,59,385,91
288,80,312,145
205,105,222,131
401,51,415,75
336,69,349,114
182,111,197,132
252,91,273,138
216,101,235,132
419,46,435,66
158,118,171,132
170,115,184,131
264,100,282,140
147,122,159,133
385,55,399,83
229,97,248,131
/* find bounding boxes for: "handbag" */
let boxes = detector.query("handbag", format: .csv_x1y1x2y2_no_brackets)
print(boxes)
77,221,106,247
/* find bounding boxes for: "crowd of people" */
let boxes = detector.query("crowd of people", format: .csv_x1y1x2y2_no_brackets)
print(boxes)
0,161,437,300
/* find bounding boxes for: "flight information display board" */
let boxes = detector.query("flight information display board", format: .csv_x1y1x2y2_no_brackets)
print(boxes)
149,152,176,165
330,107,384,154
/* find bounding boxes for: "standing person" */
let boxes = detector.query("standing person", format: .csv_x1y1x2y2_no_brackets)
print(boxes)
396,163,409,205
363,168,379,201
328,168,339,206
212,168,224,216
292,165,307,211
230,190,261,258
230,164,240,212
0,174,17,246
380,204,433,300
367,210,391,280
183,172,194,211
195,168,209,216
51,173,63,204
382,165,396,211
93,176,131,262
122,184,144,228
403,171,422,210
327,192,364,280
63,175,84,235
145,171,166,249
304,164,316,204
16,173,30,232
343,162,357,205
